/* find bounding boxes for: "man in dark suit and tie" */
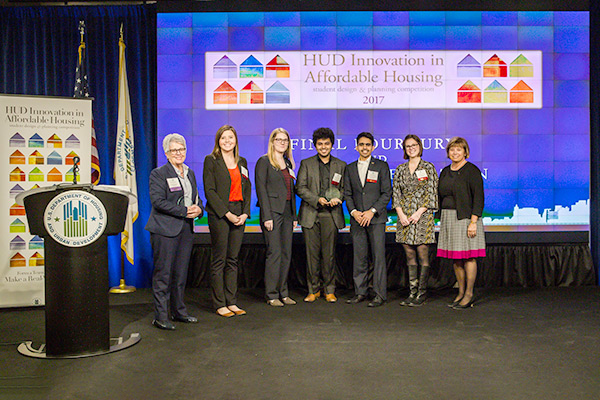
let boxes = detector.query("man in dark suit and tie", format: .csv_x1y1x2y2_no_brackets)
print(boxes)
146,133,204,330
344,132,392,307
296,127,347,303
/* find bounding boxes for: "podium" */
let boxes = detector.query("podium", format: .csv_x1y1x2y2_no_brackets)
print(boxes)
15,184,141,358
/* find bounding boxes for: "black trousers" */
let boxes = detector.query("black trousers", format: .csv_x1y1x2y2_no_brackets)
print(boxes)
303,210,337,295
208,201,245,309
350,222,387,300
262,200,293,300
151,220,194,321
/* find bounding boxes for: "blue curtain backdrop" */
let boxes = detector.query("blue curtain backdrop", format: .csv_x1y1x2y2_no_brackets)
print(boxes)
0,5,157,288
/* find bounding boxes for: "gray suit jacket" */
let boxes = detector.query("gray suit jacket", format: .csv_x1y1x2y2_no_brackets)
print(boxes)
145,162,204,237
255,154,297,223
296,154,346,229
344,157,392,225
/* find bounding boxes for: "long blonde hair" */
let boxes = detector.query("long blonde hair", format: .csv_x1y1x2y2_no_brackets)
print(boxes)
267,127,295,170
210,125,239,163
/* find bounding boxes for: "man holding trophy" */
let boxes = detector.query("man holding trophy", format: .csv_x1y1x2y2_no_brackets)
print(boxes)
296,128,347,303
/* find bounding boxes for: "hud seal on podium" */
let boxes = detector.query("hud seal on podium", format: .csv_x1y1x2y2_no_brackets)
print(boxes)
44,190,107,247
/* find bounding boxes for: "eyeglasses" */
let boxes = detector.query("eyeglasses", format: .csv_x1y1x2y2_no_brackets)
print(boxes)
405,144,419,149
274,138,289,144
168,147,186,154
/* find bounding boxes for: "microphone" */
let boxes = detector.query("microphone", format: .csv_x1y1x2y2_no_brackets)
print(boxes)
72,156,80,184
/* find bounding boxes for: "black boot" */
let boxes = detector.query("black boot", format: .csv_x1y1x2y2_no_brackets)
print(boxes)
411,265,430,306
400,265,418,306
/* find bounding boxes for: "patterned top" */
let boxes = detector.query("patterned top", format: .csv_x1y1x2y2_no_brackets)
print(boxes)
392,159,439,245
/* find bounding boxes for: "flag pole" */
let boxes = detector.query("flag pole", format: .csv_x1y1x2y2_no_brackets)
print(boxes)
109,251,135,293
110,22,136,294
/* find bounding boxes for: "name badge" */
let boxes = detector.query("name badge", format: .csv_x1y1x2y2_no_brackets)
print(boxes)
167,177,182,192
366,170,378,183
332,172,342,186
288,168,296,180
415,169,428,181
240,166,249,179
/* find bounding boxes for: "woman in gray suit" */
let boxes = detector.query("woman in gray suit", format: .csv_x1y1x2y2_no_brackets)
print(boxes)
255,127,298,306
146,133,203,330
204,125,251,318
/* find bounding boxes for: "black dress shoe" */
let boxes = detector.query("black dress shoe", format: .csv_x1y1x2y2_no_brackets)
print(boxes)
453,297,475,309
346,294,367,304
152,319,175,330
368,295,385,307
172,315,198,323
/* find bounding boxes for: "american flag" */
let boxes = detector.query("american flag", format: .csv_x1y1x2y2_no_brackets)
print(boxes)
74,20,101,185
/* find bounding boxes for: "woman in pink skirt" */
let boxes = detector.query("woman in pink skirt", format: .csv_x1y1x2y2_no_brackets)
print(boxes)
437,137,485,309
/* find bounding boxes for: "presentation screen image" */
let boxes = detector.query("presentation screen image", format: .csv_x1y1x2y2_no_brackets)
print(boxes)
157,11,590,233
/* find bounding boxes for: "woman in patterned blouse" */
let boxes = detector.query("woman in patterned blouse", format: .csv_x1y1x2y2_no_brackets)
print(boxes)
393,134,439,306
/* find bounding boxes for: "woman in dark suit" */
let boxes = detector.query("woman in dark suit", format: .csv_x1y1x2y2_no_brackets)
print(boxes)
146,133,203,330
437,137,486,309
204,125,251,318
255,127,298,306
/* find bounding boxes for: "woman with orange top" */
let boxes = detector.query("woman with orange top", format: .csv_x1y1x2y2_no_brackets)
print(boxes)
203,125,251,317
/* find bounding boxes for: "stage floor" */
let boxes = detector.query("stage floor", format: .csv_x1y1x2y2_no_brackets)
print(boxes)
1,287,599,399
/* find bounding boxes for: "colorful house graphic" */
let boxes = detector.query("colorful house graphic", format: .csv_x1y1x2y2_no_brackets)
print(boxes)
10,184,25,198
29,252,44,267
29,167,44,181
10,203,26,216
510,54,533,77
10,219,26,233
483,54,507,78
266,81,291,104
10,236,26,250
28,133,44,148
213,81,237,104
239,55,263,78
10,133,25,147
213,55,238,79
65,134,80,148
10,253,26,267
65,167,75,182
47,133,62,148
31,184,40,189
29,235,44,250
510,80,534,103
457,54,481,77
457,81,481,103
266,55,290,78
484,80,508,103
10,150,25,164
29,150,44,165
240,81,264,104
48,167,63,182
10,167,26,182
47,151,62,165
10,218,26,233
65,151,79,165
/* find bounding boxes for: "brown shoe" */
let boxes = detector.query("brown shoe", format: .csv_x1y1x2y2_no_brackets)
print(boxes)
216,307,235,317
304,291,321,302
325,293,337,303
267,299,284,307
281,297,297,305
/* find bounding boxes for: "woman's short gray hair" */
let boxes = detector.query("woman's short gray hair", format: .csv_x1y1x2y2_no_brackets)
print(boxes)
162,133,187,153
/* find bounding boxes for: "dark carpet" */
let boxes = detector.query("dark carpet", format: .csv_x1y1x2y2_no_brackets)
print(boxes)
1,287,599,400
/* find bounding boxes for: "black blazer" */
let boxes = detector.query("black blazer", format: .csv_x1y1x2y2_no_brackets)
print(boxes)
344,157,392,225
203,154,251,218
145,162,204,237
438,161,484,220
296,154,346,230
255,154,297,223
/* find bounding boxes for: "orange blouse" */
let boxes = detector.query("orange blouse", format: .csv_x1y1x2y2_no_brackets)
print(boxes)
228,166,243,202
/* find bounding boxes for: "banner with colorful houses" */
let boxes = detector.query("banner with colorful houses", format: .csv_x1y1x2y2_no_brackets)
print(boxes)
1,94,92,307
205,51,542,110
